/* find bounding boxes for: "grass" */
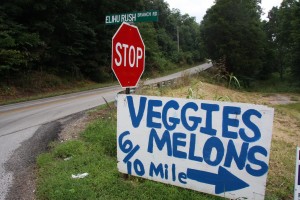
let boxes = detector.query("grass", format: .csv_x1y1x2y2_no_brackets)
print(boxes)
246,73,300,93
266,140,295,199
36,109,221,200
0,80,117,106
276,103,300,121
195,69,300,94
266,104,300,198
0,63,204,106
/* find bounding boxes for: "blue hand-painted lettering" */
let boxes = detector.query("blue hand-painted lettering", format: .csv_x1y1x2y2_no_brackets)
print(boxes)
187,166,249,194
200,103,219,136
147,99,162,128
246,145,268,176
162,100,180,131
203,137,224,166
224,140,249,170
188,133,203,162
149,162,164,178
127,96,146,128
222,106,241,139
149,162,187,184
181,102,202,131
240,109,262,142
147,129,172,156
173,132,187,159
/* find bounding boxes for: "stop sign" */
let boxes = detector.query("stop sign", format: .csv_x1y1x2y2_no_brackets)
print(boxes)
112,22,145,88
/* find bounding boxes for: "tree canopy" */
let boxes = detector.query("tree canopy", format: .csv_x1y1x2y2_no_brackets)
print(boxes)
200,0,267,79
199,0,300,84
0,0,203,84
1,0,299,87
261,0,300,83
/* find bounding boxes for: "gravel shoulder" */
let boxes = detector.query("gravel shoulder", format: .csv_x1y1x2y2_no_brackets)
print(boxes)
4,111,88,200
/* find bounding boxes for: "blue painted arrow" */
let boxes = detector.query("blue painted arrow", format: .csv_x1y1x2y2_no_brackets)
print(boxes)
187,166,249,194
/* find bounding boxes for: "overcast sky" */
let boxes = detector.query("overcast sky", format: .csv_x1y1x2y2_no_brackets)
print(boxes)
164,0,283,23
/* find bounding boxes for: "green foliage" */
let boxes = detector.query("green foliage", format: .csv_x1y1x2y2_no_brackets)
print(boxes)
290,1,300,81
0,0,202,86
186,84,206,100
81,118,117,157
212,58,241,89
265,0,300,83
186,87,195,99
213,94,231,102
53,140,86,159
2,0,298,91
0,49,25,70
0,32,16,48
247,73,300,93
0,15,43,76
228,73,241,89
200,0,267,79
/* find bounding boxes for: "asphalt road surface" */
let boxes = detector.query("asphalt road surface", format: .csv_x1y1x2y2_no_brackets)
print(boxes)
0,63,212,200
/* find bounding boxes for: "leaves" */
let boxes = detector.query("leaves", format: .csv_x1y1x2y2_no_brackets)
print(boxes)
0,0,203,83
201,0,266,79
265,0,300,82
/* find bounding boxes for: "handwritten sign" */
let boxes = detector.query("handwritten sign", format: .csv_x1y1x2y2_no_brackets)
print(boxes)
295,147,300,200
117,94,274,199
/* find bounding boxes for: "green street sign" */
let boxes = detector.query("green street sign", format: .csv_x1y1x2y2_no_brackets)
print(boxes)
105,10,159,25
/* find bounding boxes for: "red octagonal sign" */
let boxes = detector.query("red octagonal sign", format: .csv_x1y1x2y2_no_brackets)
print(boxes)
112,22,145,88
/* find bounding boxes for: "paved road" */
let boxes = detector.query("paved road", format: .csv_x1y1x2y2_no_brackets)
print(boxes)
0,63,211,200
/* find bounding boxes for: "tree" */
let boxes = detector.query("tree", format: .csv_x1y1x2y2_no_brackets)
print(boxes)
266,2,293,79
266,0,300,82
200,0,267,79
290,1,300,81
0,6,43,83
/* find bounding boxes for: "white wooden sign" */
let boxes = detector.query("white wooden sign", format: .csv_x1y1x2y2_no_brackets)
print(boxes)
117,94,274,199
295,147,300,200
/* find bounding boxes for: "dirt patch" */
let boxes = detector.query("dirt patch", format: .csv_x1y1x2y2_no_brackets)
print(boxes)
58,105,115,142
58,114,89,142
262,94,300,146
266,94,298,105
